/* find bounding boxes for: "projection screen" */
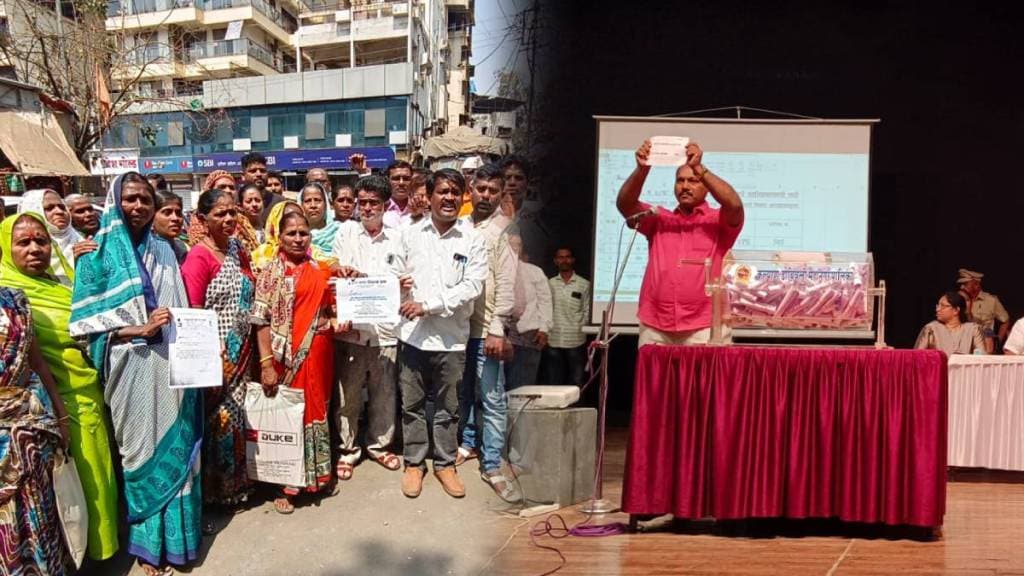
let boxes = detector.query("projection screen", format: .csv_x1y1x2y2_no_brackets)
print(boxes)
591,116,877,326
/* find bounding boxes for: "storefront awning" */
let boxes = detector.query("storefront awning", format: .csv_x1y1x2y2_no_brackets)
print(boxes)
0,110,89,176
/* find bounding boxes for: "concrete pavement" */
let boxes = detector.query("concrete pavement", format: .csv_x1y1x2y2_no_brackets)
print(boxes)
91,461,525,576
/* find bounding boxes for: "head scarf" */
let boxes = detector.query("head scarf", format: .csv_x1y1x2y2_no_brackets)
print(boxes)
18,189,82,280
1,210,75,285
251,200,296,271
299,183,339,255
0,211,73,288
188,171,236,247
69,173,159,345
204,170,235,192
251,200,333,272
0,212,101,403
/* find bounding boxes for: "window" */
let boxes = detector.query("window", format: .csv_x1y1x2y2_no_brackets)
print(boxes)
167,121,184,146
305,112,325,140
251,116,269,142
364,109,385,137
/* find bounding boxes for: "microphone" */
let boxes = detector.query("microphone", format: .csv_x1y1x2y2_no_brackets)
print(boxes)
625,208,657,222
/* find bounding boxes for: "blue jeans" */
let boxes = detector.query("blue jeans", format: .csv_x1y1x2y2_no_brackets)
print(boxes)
459,338,507,472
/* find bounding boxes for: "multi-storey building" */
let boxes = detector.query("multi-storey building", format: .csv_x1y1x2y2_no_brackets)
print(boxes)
444,0,471,128
97,0,471,187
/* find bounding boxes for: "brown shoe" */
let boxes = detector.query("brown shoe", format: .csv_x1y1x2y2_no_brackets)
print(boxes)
402,466,425,498
434,467,466,498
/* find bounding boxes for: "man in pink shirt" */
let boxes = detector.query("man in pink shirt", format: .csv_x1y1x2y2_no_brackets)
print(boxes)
616,139,744,346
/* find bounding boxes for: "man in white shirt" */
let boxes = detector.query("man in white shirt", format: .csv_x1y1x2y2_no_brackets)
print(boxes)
331,174,401,481
388,168,488,499
543,247,591,385
455,163,519,501
505,232,552,390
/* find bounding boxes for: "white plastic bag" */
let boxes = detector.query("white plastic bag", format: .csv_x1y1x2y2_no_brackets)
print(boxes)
52,451,88,568
244,382,305,487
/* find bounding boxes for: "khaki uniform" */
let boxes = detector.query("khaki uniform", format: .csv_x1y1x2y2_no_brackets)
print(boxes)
966,291,1009,334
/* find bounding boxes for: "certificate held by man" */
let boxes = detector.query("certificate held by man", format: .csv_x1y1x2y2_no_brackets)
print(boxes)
167,307,222,388
336,275,401,325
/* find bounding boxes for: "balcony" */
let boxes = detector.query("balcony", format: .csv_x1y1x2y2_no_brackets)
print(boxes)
107,0,296,39
185,38,282,74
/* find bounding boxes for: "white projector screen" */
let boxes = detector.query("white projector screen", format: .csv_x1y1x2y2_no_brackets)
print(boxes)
591,116,875,326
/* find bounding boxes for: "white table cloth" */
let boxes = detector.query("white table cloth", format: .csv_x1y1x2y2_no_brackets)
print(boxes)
948,355,1024,471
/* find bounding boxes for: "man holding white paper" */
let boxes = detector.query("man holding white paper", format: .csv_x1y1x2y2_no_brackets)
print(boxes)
331,174,402,480
617,139,744,345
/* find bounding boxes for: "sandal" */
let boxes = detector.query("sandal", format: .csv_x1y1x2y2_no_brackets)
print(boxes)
273,496,294,515
336,461,354,481
374,452,402,471
138,561,173,576
455,446,479,467
481,471,521,503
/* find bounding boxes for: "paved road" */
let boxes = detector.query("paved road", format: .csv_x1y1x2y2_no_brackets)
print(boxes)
92,461,524,576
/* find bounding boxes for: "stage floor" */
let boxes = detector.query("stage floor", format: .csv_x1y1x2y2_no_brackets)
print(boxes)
490,429,1024,576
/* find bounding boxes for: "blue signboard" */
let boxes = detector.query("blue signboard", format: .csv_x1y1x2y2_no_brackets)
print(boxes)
192,147,396,173
140,155,194,174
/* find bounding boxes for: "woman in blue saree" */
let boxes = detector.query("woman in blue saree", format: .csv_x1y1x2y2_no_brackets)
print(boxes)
69,172,202,576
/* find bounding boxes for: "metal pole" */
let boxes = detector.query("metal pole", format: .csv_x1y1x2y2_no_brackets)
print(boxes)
581,223,642,515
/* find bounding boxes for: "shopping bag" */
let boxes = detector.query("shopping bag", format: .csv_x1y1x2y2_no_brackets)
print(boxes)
52,451,88,568
244,382,305,487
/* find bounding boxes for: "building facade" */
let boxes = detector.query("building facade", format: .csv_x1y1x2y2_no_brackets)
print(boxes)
97,0,472,186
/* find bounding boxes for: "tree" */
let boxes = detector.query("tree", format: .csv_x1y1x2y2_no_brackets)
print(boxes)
0,0,217,161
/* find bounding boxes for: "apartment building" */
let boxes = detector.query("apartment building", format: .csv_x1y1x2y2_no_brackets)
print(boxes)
97,0,473,186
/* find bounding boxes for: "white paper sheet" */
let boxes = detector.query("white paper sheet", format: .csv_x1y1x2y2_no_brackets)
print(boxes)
167,307,222,389
646,135,690,166
336,276,400,325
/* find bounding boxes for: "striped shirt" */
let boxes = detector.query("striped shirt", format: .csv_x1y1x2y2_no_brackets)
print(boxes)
548,272,590,349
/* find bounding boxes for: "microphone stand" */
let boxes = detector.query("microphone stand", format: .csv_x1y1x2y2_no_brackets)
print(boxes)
581,218,643,515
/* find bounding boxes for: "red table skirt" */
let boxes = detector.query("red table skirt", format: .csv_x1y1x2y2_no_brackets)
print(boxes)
622,345,948,528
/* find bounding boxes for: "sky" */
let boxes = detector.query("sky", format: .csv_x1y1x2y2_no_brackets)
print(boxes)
469,0,530,97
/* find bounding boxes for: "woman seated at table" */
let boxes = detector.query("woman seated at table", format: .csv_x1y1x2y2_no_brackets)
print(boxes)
915,291,986,355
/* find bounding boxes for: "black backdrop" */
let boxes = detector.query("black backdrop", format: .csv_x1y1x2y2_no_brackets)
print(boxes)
523,2,1024,416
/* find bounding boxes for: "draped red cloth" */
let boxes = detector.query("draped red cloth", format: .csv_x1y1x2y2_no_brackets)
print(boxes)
622,345,948,528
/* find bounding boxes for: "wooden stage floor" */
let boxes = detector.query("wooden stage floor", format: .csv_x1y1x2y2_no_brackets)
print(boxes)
489,429,1024,576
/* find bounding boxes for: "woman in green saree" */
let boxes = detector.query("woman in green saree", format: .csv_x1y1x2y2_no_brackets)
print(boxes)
0,211,120,562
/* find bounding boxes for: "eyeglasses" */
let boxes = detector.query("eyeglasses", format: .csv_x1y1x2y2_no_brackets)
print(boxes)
936,303,954,309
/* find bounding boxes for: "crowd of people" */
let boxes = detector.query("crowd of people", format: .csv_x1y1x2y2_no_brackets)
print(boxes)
7,139,1015,575
0,151,593,575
